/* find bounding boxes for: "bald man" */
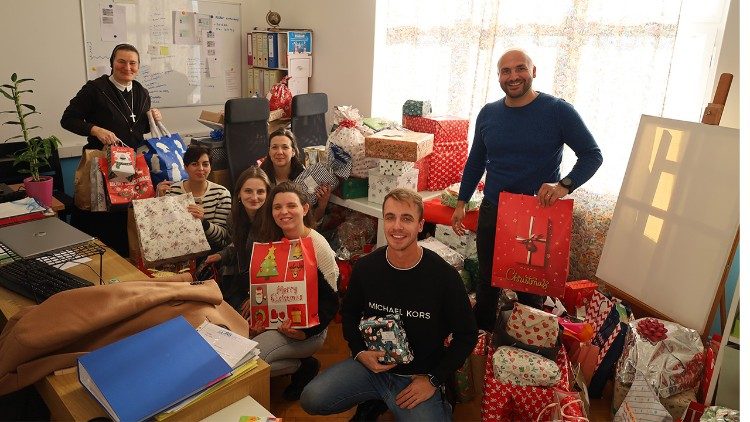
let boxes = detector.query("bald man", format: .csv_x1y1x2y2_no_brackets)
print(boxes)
452,48,603,330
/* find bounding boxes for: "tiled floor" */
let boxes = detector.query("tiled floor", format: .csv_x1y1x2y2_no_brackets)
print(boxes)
267,323,614,421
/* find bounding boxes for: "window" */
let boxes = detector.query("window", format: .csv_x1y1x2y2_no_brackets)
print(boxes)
372,0,728,194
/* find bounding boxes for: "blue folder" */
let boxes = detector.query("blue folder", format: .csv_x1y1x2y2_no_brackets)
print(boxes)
77,316,232,422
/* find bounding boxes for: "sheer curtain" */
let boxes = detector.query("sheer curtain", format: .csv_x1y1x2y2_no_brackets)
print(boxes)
372,0,728,194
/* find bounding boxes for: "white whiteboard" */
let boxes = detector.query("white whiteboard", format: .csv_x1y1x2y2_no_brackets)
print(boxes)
81,0,242,108
596,115,739,332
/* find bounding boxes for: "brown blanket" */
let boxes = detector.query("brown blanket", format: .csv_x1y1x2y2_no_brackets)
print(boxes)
0,279,248,395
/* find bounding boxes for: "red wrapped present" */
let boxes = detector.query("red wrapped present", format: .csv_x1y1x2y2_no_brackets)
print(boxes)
414,156,429,191
402,115,469,144
428,141,468,191
491,192,573,298
481,344,573,421
562,279,599,311
423,196,478,232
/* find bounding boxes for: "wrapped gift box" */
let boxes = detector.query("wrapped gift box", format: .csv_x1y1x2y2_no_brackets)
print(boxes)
418,237,465,271
563,280,599,311
302,145,327,167
413,156,429,191
378,158,415,176
427,141,468,191
365,129,434,162
402,99,432,116
335,177,369,199
359,314,414,364
367,168,418,204
435,224,477,258
423,196,479,231
132,194,211,265
402,115,469,144
491,192,573,298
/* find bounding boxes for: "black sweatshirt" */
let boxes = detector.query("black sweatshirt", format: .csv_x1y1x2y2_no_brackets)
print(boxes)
61,75,151,150
341,247,478,385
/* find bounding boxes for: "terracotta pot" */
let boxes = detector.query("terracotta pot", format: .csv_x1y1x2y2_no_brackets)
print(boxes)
23,175,53,207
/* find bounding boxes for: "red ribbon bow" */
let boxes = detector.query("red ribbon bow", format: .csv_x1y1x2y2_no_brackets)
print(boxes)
338,119,357,129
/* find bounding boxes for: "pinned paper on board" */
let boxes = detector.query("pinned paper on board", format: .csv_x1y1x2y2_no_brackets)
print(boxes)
206,57,220,78
99,2,126,42
172,11,197,45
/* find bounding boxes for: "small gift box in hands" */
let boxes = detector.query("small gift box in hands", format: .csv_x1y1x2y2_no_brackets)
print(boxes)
359,314,414,364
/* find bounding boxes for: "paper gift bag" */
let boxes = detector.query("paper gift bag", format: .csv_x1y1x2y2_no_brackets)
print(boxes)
105,142,136,181
249,237,319,329
98,154,155,208
74,149,106,210
614,372,673,422
143,115,187,185
492,192,573,298
132,193,210,264
90,157,108,212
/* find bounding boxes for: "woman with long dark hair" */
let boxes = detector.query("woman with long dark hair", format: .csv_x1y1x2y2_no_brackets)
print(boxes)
252,181,339,401
205,166,271,312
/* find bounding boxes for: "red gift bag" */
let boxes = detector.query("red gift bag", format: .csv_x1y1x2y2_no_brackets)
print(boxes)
105,142,136,181
269,76,292,118
98,154,155,207
491,192,573,298
249,237,319,329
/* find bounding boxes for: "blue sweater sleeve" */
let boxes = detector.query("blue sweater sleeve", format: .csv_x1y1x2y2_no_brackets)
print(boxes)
556,101,603,191
458,108,488,202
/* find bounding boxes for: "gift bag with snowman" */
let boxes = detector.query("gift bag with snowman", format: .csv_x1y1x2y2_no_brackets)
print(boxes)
140,112,188,185
249,237,319,329
105,141,136,181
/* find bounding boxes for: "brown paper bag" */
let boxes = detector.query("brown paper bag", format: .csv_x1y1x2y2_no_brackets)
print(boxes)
127,206,140,263
74,149,105,210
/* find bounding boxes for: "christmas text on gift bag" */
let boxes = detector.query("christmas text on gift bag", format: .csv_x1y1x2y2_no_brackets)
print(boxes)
249,238,320,329
491,192,573,298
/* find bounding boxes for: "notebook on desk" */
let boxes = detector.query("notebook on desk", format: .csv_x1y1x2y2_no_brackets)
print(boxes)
0,217,94,258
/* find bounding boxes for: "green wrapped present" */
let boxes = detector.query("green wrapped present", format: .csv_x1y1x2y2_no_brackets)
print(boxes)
402,99,432,116
464,257,479,292
362,117,393,132
337,177,369,199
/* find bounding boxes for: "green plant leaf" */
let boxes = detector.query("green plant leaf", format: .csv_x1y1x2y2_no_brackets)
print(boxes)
1,84,13,89
3,121,21,125
25,125,40,130
16,78,34,84
22,111,40,118
11,73,17,82
17,89,33,94
21,104,35,111
4,134,23,141
0,110,16,114
0,90,12,100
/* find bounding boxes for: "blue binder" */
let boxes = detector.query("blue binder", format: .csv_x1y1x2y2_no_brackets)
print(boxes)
77,316,232,422
267,33,278,68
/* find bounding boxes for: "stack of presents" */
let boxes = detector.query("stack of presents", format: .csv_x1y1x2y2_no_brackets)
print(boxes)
292,100,735,421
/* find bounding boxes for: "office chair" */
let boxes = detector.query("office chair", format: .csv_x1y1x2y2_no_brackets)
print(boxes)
224,97,270,187
291,93,329,150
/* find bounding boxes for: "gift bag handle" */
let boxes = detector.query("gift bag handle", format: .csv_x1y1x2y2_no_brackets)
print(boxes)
156,121,172,137
147,111,163,139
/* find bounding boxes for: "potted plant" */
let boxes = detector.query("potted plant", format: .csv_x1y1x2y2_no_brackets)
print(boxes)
0,73,61,206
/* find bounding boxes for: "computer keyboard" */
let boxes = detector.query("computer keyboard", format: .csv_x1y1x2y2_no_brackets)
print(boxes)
0,259,94,303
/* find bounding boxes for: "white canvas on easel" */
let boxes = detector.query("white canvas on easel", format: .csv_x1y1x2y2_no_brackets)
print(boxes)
596,114,739,332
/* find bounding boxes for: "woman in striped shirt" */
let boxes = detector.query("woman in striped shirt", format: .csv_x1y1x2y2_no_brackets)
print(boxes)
158,145,232,251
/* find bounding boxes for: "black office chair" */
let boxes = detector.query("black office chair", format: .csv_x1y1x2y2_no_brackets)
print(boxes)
291,93,329,150
224,98,270,187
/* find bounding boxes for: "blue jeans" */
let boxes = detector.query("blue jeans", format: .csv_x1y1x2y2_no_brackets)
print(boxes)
300,358,450,421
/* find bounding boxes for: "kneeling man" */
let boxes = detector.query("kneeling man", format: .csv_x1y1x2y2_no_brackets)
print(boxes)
301,188,478,420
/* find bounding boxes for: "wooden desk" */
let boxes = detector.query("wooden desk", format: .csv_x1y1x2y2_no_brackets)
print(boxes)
8,183,65,213
0,243,271,420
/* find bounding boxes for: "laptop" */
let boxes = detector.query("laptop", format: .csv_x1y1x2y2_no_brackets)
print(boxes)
0,217,95,258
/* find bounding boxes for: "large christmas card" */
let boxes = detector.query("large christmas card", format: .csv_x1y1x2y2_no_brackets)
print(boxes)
249,238,320,329
491,192,573,298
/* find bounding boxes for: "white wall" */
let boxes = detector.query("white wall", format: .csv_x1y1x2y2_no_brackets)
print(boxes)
709,0,739,128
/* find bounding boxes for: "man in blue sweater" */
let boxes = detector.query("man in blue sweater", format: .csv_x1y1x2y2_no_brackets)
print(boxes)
452,48,603,331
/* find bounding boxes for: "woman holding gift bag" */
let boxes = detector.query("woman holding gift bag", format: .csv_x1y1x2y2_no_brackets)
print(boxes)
252,181,339,401
159,145,231,252
204,166,271,311
260,128,331,222
61,43,162,257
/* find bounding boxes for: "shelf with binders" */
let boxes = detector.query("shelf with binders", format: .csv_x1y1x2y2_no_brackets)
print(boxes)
247,28,312,98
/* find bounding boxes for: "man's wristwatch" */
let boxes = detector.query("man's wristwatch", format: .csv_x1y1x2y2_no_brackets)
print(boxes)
558,177,573,192
426,374,442,388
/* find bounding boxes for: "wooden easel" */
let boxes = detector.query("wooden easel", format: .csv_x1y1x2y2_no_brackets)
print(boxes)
600,73,736,339
700,73,737,338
